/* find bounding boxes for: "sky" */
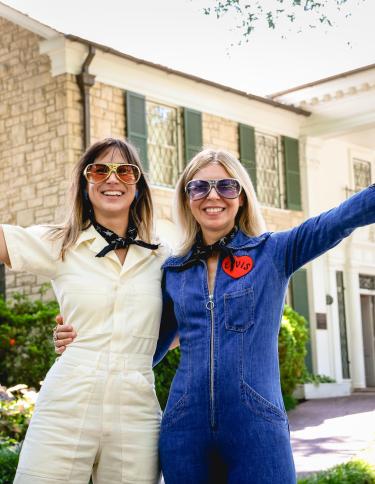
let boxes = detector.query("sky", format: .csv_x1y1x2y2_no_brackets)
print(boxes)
2,0,375,96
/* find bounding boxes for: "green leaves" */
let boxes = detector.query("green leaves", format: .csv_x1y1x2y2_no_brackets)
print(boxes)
298,460,375,484
0,291,58,389
202,0,363,40
278,304,309,397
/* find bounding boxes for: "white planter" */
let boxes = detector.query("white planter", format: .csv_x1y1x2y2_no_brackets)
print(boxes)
297,381,351,399
292,384,305,400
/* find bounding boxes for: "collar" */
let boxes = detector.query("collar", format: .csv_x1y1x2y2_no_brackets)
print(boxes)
162,230,272,269
74,225,98,248
75,224,159,255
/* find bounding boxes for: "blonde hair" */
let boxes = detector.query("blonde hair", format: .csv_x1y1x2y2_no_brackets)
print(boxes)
48,138,154,259
174,148,266,254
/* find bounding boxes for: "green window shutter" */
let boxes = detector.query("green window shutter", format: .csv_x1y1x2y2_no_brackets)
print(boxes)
126,91,148,171
291,268,313,372
0,263,5,300
283,136,301,210
184,108,202,164
239,124,256,192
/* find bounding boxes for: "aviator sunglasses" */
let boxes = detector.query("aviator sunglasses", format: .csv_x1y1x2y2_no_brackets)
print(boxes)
83,163,141,185
185,178,242,201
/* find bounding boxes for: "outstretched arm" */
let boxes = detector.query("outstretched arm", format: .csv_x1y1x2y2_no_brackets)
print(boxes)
276,184,375,278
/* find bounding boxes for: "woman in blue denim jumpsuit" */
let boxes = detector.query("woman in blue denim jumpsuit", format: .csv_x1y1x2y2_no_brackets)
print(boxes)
57,148,375,483
155,148,375,484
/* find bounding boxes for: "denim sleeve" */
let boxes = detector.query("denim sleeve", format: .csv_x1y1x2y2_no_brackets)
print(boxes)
274,184,375,278
152,272,178,367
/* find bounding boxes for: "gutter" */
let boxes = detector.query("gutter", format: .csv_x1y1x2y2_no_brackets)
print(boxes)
77,45,96,149
65,34,310,118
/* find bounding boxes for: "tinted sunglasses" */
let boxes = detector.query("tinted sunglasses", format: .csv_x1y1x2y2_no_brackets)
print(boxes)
185,178,242,201
83,163,141,185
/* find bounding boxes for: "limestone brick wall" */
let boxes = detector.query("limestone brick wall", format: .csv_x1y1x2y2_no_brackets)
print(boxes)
262,206,304,232
90,82,125,141
0,18,83,298
151,186,174,222
202,113,239,157
0,18,303,298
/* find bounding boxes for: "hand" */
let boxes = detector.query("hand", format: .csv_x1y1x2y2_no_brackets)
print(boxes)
53,314,77,354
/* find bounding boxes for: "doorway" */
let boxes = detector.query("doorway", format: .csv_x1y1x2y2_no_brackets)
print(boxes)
360,295,375,387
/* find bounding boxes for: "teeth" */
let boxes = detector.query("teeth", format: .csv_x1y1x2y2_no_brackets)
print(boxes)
103,191,123,196
205,207,224,213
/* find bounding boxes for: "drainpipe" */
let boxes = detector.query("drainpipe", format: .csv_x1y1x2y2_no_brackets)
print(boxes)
77,45,96,149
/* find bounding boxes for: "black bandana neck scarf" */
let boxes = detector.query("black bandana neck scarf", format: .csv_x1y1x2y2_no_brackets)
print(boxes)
92,218,159,258
83,191,159,257
177,226,238,272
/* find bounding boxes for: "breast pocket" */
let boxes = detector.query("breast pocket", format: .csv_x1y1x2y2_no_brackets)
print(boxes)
224,287,254,332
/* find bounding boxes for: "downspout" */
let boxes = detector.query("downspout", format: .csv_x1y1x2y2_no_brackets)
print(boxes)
77,45,96,149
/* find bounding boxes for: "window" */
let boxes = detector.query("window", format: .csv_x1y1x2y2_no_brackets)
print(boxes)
353,158,371,191
146,101,181,188
255,132,284,208
0,263,5,300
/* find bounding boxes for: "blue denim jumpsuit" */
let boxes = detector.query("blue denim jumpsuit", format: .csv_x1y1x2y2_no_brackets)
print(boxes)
154,185,375,484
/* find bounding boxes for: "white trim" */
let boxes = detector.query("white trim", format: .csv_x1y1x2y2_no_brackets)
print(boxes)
301,111,375,138
0,1,59,39
38,38,304,138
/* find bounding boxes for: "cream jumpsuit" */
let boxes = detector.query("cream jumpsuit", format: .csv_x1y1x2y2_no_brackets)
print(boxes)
3,224,167,484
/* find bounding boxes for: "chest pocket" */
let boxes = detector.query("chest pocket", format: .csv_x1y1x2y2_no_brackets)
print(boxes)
224,287,254,332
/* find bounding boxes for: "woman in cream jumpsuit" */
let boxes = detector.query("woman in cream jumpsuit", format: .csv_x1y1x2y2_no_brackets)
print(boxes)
0,138,167,483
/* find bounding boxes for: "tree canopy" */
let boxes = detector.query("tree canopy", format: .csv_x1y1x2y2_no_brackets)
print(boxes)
203,0,366,40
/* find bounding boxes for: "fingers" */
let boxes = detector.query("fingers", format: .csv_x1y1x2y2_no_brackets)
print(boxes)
55,324,76,337
55,338,73,348
55,314,64,325
55,345,66,355
55,333,76,342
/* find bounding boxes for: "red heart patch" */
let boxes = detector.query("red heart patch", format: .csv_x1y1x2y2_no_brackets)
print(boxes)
222,255,253,279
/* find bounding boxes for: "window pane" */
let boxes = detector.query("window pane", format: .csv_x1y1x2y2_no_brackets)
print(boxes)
255,132,281,208
354,158,371,191
146,102,179,188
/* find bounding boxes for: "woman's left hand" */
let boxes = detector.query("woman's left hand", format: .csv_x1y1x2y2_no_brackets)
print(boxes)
53,314,77,354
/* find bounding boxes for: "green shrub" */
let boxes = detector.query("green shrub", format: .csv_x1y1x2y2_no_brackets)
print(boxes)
303,373,336,385
298,459,375,484
283,393,298,411
0,446,19,484
0,290,58,389
0,385,36,444
154,347,180,409
278,304,309,397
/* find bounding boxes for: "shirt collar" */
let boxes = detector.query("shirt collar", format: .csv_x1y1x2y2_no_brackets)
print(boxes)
162,230,271,269
74,225,99,249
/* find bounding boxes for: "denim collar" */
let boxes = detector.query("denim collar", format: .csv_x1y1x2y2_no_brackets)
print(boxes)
162,230,271,269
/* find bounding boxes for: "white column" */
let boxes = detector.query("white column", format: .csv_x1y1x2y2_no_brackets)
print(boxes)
300,136,323,373
345,266,366,388
327,264,344,382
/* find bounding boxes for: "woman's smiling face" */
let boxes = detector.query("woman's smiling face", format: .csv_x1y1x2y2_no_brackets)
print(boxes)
86,147,136,222
189,163,243,241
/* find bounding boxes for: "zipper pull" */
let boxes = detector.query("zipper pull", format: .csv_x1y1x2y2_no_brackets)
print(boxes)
206,294,214,310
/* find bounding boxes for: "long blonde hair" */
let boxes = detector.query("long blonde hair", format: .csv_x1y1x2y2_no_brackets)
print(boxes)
49,138,154,259
174,148,266,254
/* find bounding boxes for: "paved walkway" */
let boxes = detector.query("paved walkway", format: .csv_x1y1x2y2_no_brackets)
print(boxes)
288,392,375,477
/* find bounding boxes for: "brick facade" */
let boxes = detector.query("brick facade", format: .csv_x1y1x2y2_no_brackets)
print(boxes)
0,19,82,296
0,17,303,298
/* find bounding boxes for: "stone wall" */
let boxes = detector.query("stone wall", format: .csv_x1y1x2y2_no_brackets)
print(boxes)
90,82,125,141
203,113,239,157
0,17,303,298
0,19,84,297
